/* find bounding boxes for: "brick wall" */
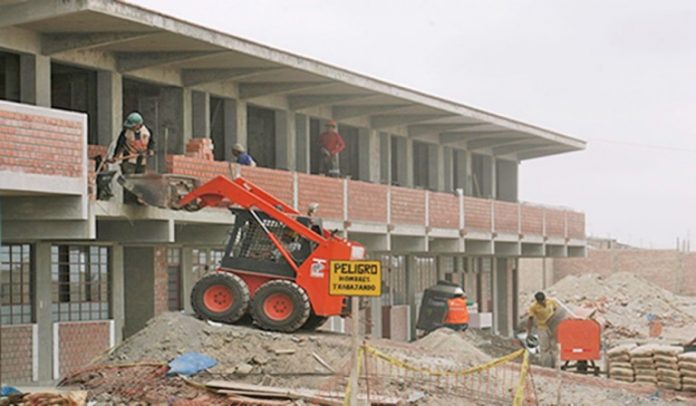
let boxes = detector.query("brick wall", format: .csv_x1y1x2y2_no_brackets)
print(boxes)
347,180,387,223
58,321,110,378
0,107,84,178
241,166,294,207
391,187,425,225
166,155,230,182
566,211,585,239
544,209,565,237
298,173,343,220
521,205,543,235
0,325,34,382
153,247,169,317
464,197,491,231
494,201,518,233
552,249,696,296
429,192,459,229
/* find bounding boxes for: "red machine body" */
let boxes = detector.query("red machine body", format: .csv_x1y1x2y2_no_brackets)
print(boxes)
556,319,602,361
178,175,364,331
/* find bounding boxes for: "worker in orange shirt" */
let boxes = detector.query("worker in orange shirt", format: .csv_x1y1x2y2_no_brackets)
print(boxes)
318,120,345,177
443,288,470,332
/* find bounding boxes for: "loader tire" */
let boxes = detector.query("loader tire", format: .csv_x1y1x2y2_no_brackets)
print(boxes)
251,280,310,333
191,272,249,324
301,313,329,331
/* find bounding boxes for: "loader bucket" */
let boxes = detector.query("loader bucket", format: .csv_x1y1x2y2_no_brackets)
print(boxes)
117,174,200,209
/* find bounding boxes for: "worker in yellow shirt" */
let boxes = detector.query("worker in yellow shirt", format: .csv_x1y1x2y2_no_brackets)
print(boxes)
526,291,559,367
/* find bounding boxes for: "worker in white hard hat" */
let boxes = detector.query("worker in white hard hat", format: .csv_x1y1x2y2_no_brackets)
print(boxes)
231,143,256,167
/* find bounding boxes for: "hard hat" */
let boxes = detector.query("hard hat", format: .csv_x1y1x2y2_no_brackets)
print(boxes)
232,143,245,152
123,112,143,129
326,120,337,127
307,202,319,213
526,334,539,349
453,287,465,297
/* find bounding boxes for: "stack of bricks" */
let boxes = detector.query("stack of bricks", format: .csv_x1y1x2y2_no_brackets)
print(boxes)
679,352,696,392
185,138,214,161
607,343,636,382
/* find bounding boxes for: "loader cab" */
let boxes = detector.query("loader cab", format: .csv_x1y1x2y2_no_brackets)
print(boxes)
219,208,315,278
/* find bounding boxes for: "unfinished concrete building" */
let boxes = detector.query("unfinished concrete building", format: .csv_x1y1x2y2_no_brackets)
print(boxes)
0,0,586,383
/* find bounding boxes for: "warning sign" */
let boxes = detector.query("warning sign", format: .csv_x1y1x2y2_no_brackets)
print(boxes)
329,260,382,297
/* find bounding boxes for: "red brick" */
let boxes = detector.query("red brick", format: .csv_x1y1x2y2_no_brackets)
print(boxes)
0,325,34,382
545,209,565,237
464,197,492,231
391,187,425,225
58,321,110,378
298,174,343,220
347,180,387,223
494,201,518,233
429,192,459,229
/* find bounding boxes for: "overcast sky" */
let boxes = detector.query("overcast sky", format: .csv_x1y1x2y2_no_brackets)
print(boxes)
131,0,696,249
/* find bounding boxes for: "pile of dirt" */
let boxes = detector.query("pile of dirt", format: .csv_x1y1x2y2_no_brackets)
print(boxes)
522,272,696,342
69,312,696,405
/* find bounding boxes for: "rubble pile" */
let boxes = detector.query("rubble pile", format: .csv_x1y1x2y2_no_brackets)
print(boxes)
59,312,696,405
523,272,696,341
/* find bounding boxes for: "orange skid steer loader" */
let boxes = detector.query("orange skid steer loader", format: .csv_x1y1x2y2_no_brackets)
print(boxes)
177,175,365,333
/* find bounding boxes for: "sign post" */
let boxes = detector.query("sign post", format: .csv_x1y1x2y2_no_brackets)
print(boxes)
329,260,381,406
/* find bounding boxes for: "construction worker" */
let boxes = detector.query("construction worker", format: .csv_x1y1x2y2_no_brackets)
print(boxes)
526,291,559,367
443,288,470,332
111,112,155,174
318,120,345,177
231,143,256,167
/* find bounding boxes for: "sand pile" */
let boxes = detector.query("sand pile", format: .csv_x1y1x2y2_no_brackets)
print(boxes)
522,272,696,341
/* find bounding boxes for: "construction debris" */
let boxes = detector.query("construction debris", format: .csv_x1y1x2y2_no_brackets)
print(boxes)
522,272,696,342
57,312,696,405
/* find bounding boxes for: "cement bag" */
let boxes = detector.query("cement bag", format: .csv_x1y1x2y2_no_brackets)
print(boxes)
657,381,681,391
609,367,634,379
608,361,632,370
635,375,658,384
653,345,683,357
682,376,696,386
655,361,680,370
656,368,681,379
678,352,696,362
609,354,631,363
630,344,659,357
683,384,696,393
654,354,679,364
612,375,635,383
679,361,696,374
634,368,657,377
608,343,637,357
631,356,655,368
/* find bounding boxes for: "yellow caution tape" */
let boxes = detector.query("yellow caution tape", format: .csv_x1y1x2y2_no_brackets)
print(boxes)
343,346,365,406
363,344,525,377
512,350,530,406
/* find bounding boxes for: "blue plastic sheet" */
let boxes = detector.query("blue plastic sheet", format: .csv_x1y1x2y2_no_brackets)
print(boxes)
167,352,217,377
0,386,22,396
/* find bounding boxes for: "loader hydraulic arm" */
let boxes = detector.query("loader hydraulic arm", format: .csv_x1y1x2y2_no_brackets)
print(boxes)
178,175,327,246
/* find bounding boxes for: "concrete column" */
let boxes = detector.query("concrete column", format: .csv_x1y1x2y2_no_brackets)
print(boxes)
159,87,186,154
369,297,383,339
405,138,414,188
490,156,497,199
34,242,53,381
357,127,379,182
430,144,445,191
181,247,195,313
379,133,391,184
443,147,453,192
222,98,247,161
453,149,467,191
493,258,511,337
405,255,417,341
4,55,20,102
275,110,296,171
191,90,210,138
123,247,155,339
97,71,122,147
464,151,473,196
295,113,310,173
111,244,125,345
20,54,51,107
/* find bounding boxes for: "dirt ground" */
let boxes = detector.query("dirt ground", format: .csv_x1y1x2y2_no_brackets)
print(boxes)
63,312,696,405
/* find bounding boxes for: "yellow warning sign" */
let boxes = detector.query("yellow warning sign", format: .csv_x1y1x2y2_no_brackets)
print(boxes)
329,260,382,297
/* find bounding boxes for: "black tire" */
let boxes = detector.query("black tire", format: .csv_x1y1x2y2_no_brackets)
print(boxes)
301,313,329,331
251,280,310,333
191,272,249,324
